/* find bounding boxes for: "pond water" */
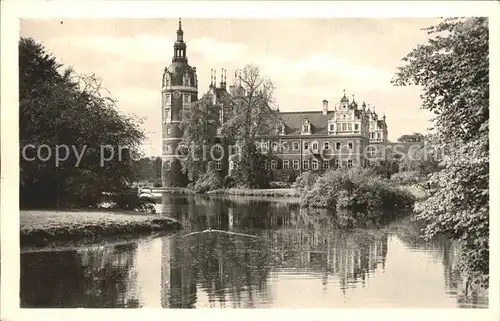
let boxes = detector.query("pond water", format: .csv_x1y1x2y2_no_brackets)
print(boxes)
21,194,488,308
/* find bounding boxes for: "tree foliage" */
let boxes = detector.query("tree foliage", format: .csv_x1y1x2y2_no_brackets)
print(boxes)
392,18,489,286
222,64,280,188
397,132,426,143
19,37,145,208
135,157,162,184
180,95,221,182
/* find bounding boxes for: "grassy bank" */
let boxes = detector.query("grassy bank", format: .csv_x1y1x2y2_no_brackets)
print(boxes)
207,188,300,197
20,210,181,247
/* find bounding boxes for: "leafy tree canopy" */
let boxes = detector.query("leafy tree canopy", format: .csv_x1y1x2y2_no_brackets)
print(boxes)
393,18,489,287
19,37,146,208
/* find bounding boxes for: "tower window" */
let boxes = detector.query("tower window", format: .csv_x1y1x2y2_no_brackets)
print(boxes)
303,142,309,150
292,142,299,151
271,160,277,170
323,160,329,170
215,160,222,171
165,108,171,122
184,74,191,86
347,159,353,168
335,142,341,150
348,142,354,150
303,160,310,170
293,160,300,170
183,94,191,103
283,160,290,170
165,94,171,105
355,123,359,131
323,141,330,150
329,124,335,132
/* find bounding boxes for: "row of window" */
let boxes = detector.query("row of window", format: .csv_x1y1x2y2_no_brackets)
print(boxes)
329,123,360,132
226,159,354,171
166,159,355,172
164,94,192,105
301,123,362,134
259,141,355,151
370,132,383,139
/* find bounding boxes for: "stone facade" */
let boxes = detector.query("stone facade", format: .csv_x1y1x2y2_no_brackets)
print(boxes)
161,20,390,186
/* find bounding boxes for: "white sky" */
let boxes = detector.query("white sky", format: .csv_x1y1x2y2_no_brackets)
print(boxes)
20,18,438,156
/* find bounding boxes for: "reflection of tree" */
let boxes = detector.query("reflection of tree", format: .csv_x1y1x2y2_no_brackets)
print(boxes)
21,242,140,308
389,217,488,308
79,243,139,308
21,250,85,307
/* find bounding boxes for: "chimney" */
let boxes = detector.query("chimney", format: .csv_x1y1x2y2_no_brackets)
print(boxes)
322,99,329,115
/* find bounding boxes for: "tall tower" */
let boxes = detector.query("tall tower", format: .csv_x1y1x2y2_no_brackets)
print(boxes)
161,18,198,187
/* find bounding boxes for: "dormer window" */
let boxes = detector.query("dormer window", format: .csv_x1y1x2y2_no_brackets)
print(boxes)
302,118,311,134
277,122,286,135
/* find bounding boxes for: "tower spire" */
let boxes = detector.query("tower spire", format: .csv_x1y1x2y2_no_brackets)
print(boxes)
176,17,184,41
172,18,187,62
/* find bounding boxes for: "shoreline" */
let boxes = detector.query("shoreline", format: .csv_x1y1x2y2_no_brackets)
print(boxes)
151,185,426,199
20,210,181,248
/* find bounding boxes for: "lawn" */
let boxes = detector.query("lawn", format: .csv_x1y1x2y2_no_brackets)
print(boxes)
20,210,181,247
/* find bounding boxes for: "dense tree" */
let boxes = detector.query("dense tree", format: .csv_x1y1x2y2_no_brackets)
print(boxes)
134,157,162,183
19,37,145,208
222,64,280,188
180,95,221,182
397,132,426,143
392,18,489,287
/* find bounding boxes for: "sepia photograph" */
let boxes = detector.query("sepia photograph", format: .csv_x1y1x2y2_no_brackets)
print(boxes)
1,0,498,318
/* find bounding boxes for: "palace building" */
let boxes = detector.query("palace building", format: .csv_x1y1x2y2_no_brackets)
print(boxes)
161,19,389,187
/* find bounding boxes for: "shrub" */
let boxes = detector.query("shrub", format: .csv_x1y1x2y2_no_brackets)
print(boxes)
292,171,320,191
193,168,223,193
111,189,156,213
390,171,423,186
301,168,416,213
223,175,236,188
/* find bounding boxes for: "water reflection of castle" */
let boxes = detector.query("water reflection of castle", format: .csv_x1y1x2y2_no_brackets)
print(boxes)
20,195,477,308
155,195,389,307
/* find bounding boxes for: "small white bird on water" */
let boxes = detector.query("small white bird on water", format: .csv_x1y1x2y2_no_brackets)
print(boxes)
181,227,261,239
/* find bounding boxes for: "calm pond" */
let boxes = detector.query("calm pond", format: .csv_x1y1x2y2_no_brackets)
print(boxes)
21,194,488,308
